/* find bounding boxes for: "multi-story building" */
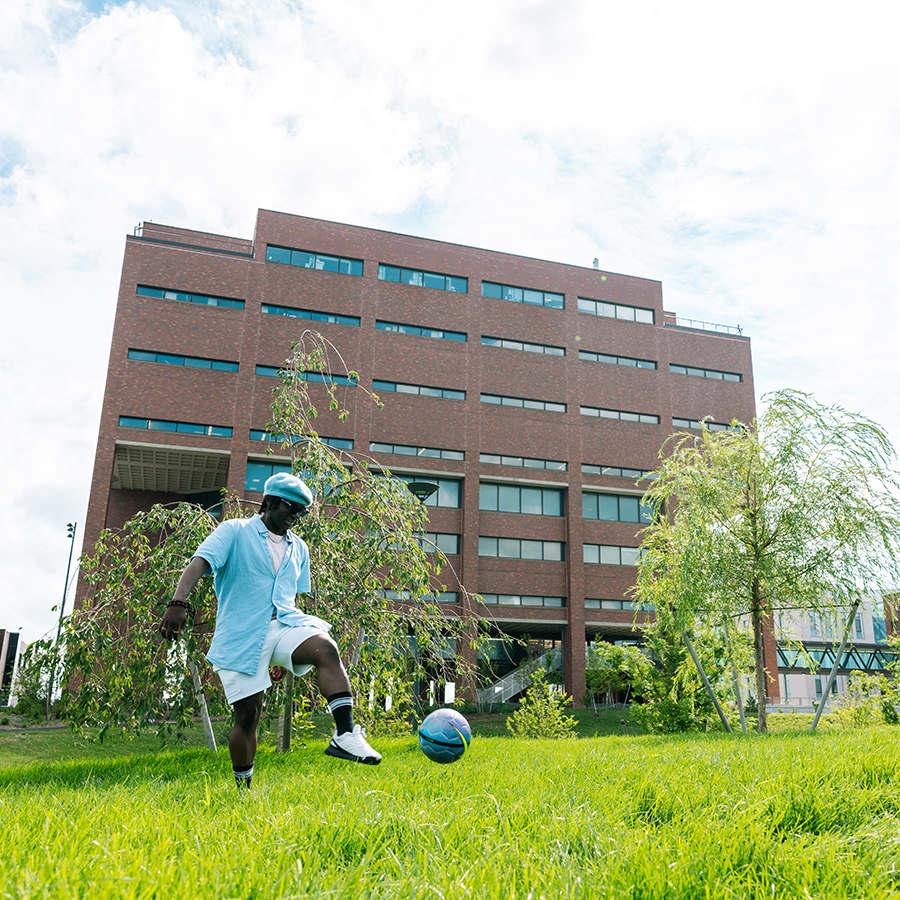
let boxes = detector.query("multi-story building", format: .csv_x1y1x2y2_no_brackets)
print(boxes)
81,210,758,704
0,629,22,706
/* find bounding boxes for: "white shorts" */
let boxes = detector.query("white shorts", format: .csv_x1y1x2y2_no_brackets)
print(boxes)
215,618,331,704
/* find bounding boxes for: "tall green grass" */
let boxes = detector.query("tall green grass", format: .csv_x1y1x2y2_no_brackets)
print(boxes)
3,727,899,898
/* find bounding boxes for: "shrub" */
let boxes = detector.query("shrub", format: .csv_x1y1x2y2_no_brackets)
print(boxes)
507,668,576,738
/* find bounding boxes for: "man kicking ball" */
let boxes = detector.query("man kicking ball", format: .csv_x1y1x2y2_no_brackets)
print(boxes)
160,472,381,787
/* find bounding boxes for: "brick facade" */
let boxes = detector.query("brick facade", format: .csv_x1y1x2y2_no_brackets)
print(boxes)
81,209,763,705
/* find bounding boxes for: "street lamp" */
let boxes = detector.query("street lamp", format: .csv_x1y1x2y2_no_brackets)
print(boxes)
405,481,439,504
47,522,77,719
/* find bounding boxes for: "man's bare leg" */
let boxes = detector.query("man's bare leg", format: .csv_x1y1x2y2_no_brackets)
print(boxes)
230,692,263,786
291,634,381,764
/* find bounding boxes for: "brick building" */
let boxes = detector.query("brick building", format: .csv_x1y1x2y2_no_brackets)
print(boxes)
82,209,760,704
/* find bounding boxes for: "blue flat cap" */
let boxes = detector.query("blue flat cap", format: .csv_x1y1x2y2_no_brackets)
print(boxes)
263,472,314,507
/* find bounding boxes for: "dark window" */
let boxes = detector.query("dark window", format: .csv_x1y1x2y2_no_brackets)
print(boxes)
136,285,244,309
376,321,466,342
261,304,360,327
482,282,564,309
479,483,563,516
582,492,652,523
577,297,653,324
245,460,291,492
266,245,363,276
378,264,467,293
128,349,238,372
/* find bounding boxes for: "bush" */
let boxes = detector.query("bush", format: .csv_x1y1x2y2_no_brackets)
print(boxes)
507,668,576,738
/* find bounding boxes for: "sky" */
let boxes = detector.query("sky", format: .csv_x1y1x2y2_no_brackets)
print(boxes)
2,0,900,649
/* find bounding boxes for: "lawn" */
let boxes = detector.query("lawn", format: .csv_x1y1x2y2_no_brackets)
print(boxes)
2,716,898,899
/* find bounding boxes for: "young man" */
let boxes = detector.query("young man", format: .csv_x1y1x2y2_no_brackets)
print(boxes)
160,472,381,787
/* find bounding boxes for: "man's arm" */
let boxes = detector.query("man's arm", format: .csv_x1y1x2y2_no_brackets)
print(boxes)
160,556,211,641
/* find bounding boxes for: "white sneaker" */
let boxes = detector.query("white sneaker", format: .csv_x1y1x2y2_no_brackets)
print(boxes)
325,724,382,765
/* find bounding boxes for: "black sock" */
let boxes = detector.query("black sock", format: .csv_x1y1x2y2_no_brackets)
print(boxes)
327,691,354,735
233,762,253,789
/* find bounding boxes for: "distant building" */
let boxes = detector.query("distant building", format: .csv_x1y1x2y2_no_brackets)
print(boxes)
774,598,898,713
0,629,21,706
80,210,757,703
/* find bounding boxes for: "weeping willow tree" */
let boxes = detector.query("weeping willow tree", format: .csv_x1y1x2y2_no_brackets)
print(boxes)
64,332,482,742
635,389,900,733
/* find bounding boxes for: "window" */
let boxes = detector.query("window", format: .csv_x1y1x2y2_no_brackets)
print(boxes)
577,297,653,324
672,418,738,432
127,349,238,372
579,350,656,369
480,453,566,472
378,264,467,293
370,442,464,461
395,475,461,508
261,304,360,327
417,533,460,554
382,589,458,603
583,544,642,566
265,245,363,276
479,483,563,516
671,364,742,382
136,285,244,309
482,282,564,309
118,416,232,437
479,594,565,608
855,613,864,640
582,463,654,480
246,460,291,492
585,598,654,611
373,380,465,400
482,336,564,356
481,394,566,413
376,321,466,342
478,537,565,561
581,406,659,424
256,367,356,386
250,430,353,450
582,492,652,523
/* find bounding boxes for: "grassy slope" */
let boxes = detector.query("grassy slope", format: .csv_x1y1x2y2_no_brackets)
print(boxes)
2,717,899,899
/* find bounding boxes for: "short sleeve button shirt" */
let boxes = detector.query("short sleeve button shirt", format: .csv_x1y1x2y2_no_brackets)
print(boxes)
194,515,322,674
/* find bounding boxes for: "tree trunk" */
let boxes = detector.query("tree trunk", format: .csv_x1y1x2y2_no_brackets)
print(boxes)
751,577,768,733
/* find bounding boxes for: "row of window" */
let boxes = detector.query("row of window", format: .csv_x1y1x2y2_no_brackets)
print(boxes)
480,453,567,471
265,245,364,276
577,297,654,324
249,431,354,450
583,544,642,566
478,594,565,608
579,350,656,370
369,442,464,461
582,464,654,480
136,285,245,309
582,493,652,523
482,336,564,356
482,281,565,309
478,537,565,561
585,598,654,611
262,303,360,327
127,349,238,371
671,364,742,382
481,394,567,413
118,416,232,437
580,406,659,425
256,366,357,386
378,264,467,294
673,418,737,432
373,380,465,401
376,320,466,342
479,483,563,517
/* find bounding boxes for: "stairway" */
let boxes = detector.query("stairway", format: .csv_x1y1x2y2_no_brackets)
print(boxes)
476,646,563,708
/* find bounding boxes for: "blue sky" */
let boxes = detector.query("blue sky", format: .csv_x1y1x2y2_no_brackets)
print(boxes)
2,0,900,647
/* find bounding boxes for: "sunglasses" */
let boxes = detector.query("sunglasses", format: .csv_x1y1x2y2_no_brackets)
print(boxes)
279,498,310,517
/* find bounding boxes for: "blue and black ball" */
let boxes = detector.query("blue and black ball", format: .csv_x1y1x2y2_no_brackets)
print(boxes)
418,708,472,763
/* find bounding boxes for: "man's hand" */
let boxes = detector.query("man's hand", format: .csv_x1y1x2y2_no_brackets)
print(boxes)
160,605,188,641
270,665,287,684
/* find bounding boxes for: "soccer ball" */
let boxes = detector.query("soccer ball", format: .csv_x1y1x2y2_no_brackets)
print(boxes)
418,708,472,764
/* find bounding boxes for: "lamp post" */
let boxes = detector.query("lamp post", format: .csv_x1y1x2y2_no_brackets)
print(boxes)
46,522,77,719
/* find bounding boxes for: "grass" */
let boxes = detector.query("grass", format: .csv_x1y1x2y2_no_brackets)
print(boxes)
2,715,900,898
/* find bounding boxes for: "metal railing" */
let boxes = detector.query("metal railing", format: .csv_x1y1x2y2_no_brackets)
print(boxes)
666,317,743,336
477,646,563,708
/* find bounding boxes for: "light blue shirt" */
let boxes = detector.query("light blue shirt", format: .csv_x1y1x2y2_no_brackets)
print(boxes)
194,515,327,674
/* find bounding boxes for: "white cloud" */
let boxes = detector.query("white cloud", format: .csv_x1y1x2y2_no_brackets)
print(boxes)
2,0,900,645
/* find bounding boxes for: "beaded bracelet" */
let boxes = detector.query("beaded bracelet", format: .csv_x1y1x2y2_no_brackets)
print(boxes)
166,599,195,619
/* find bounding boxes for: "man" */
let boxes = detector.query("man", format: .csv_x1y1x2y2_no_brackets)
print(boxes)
160,472,381,788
